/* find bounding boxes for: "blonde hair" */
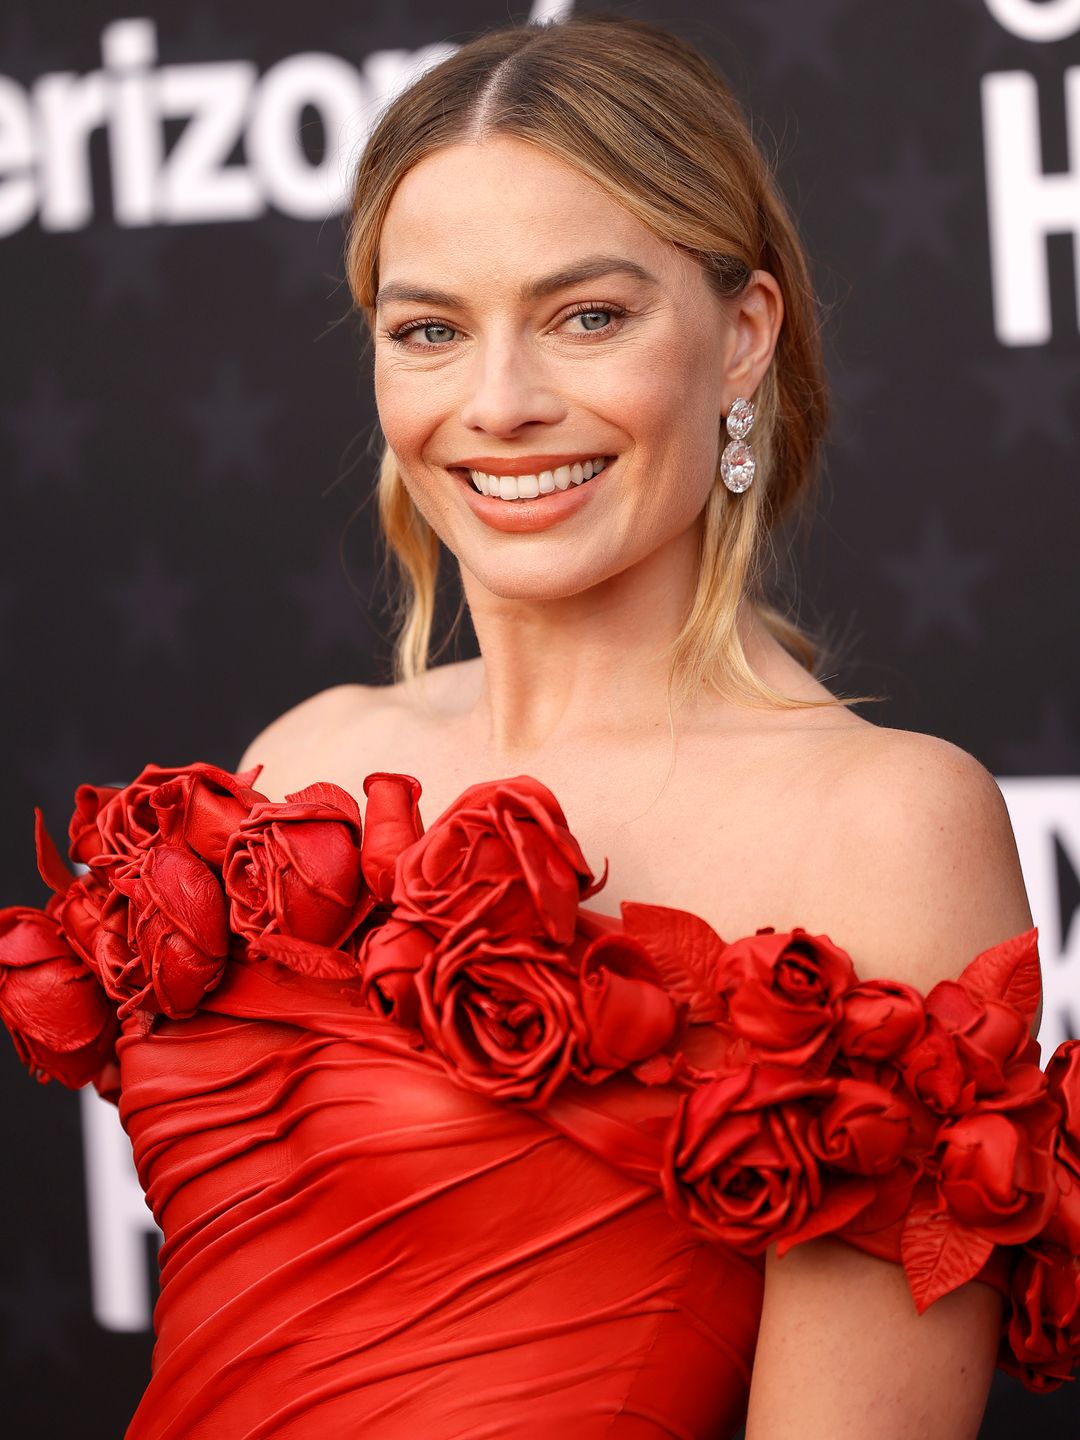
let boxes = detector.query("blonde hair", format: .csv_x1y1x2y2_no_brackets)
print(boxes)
346,14,871,712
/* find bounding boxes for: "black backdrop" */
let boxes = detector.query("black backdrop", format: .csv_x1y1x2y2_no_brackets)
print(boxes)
1,2,1078,1435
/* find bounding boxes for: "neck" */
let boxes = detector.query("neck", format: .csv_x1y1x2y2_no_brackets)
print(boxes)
453,523,763,763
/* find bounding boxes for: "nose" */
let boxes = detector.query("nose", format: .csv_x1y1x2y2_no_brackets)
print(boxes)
458,334,566,436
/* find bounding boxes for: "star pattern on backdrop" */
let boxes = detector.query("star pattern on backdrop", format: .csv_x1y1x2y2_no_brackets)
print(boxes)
732,0,856,83
1002,696,1080,776
283,532,377,658
856,138,969,266
975,352,1080,454
881,510,995,647
0,370,95,490
0,1249,84,1370
1,8,1077,1439
105,542,200,658
81,224,170,312
180,361,277,485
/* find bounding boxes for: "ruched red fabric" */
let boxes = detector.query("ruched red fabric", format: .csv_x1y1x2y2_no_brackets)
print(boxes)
3,760,1080,1436
120,961,763,1439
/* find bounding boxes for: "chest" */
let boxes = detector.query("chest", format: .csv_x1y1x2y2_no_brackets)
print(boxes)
306,723,845,946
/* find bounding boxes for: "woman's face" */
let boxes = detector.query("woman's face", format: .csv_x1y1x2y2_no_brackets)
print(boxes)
373,135,774,602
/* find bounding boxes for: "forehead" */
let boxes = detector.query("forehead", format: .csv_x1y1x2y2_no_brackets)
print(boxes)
378,136,693,296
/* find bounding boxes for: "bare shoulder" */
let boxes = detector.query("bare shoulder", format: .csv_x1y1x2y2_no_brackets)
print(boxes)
233,660,481,799
236,683,382,785
745,722,1024,1439
833,724,1012,841
817,724,1033,991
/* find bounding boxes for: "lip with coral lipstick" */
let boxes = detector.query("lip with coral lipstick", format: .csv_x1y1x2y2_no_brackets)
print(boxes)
448,452,614,533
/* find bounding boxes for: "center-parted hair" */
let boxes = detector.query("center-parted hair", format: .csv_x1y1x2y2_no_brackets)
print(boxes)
346,13,853,710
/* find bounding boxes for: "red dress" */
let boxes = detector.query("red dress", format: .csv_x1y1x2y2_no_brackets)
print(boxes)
1,761,1078,1439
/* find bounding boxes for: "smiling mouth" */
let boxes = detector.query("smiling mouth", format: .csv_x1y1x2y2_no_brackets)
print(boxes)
463,456,612,500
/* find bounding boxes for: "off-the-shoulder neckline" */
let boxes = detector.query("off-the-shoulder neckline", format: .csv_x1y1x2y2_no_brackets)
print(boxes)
245,763,1041,987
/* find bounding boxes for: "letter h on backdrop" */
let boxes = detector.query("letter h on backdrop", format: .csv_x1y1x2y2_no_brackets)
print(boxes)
982,66,1080,343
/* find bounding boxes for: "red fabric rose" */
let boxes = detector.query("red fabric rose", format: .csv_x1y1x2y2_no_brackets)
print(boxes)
416,928,587,1106
49,873,108,971
1042,1041,1080,1250
392,777,602,947
224,783,372,952
577,931,679,1078
141,766,266,868
715,927,856,1066
1047,1041,1080,1134
360,772,425,905
76,761,265,874
835,980,926,1062
68,783,121,866
931,1100,1059,1245
96,844,230,1018
926,980,1045,1110
358,914,436,1026
0,905,117,1088
661,1066,875,1253
901,1057,1062,1315
1000,1241,1080,1392
412,913,679,1105
897,1016,975,1114
807,1078,914,1176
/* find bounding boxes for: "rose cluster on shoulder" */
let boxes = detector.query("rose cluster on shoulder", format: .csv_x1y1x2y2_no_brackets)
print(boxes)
0,760,1078,1391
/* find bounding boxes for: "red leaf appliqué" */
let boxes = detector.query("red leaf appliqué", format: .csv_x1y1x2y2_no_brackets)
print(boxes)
958,927,1041,1029
901,1189,996,1313
34,808,73,895
246,933,362,981
620,901,725,1022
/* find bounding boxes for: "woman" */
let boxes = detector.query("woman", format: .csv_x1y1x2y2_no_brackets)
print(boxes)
1,14,1077,1439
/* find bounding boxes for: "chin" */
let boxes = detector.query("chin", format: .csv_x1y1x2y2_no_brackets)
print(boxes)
461,550,616,603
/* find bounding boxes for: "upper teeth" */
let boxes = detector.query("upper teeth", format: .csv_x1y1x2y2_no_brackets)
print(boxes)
467,457,609,499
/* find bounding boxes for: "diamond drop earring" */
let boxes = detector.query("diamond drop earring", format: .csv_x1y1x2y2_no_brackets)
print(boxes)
720,396,756,493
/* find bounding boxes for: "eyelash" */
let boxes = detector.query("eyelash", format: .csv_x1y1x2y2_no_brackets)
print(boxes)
382,301,628,349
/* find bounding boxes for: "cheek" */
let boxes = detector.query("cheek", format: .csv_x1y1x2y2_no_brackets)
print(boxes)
373,362,432,458
372,363,461,537
601,333,722,479
621,393,721,539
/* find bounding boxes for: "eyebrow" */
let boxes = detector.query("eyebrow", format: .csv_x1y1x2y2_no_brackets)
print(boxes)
375,255,659,310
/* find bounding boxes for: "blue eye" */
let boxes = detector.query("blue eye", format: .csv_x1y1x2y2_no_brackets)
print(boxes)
564,303,626,336
386,320,458,347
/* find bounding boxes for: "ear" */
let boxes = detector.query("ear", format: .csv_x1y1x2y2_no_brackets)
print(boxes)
721,269,784,403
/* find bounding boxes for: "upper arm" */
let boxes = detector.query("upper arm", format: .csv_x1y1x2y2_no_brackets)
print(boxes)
745,732,1034,1439
745,1238,1001,1439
